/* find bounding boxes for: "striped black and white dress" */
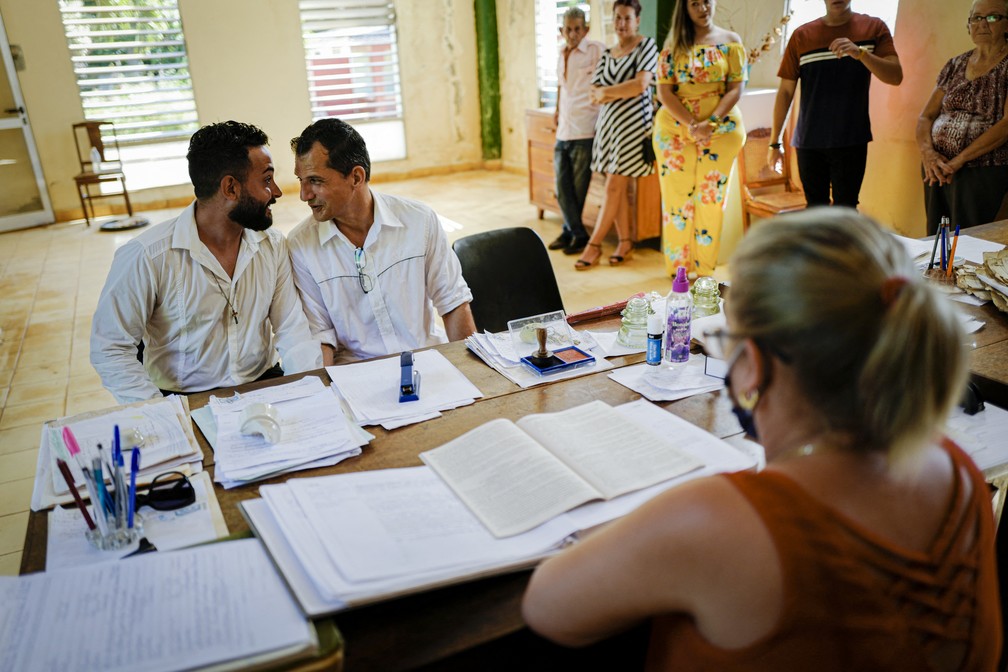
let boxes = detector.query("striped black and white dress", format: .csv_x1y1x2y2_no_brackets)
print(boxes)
591,36,659,177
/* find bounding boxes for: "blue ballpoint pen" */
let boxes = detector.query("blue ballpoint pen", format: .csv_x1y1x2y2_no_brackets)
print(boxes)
113,425,121,464
128,448,140,528
935,223,943,270
114,453,126,529
93,458,111,522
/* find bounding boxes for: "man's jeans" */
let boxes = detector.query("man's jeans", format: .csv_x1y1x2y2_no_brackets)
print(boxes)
554,138,593,241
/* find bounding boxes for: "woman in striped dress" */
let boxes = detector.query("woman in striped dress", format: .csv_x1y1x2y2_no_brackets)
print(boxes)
574,0,660,270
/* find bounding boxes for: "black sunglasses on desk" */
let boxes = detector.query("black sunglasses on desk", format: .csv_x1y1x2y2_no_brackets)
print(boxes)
134,471,196,511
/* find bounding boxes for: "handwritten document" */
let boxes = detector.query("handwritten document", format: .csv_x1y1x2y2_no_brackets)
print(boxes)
0,539,313,672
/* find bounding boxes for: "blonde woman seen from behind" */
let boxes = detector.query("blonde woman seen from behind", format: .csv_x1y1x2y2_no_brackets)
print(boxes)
523,208,1001,670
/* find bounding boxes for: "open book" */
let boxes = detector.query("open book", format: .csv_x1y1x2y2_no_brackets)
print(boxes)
420,400,702,537
241,400,755,615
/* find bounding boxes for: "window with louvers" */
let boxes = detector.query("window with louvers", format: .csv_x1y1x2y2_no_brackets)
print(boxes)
298,0,403,122
58,0,198,147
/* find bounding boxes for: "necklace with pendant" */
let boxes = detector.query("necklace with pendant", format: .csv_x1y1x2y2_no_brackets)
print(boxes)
212,273,239,325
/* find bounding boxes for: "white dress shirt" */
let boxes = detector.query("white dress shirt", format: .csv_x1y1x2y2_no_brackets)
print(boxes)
556,38,605,141
90,201,322,403
287,191,473,363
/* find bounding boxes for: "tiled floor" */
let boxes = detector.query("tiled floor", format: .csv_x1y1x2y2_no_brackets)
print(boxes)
0,168,717,575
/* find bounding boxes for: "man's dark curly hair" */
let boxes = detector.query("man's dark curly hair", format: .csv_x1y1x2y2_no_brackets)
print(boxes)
187,121,269,200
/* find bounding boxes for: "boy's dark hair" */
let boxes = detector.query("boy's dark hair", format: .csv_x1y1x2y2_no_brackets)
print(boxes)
187,121,269,200
290,118,371,181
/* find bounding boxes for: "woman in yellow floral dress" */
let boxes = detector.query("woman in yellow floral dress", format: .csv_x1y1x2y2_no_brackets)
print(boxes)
653,0,746,277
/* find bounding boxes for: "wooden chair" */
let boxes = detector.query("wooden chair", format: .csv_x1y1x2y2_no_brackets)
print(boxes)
72,120,134,227
737,127,806,232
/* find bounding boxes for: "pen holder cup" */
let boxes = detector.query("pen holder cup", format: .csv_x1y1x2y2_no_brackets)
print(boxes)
85,517,143,551
923,268,956,286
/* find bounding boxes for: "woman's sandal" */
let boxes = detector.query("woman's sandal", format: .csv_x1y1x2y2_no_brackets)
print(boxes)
609,239,634,266
574,243,602,271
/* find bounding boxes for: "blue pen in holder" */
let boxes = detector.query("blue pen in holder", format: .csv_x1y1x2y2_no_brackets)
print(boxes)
82,449,143,551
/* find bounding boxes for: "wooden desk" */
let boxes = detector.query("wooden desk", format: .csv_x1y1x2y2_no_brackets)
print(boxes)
20,236,1008,668
958,220,1008,407
20,340,739,671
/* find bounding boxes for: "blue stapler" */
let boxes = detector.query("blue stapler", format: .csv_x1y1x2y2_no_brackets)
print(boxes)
399,351,421,402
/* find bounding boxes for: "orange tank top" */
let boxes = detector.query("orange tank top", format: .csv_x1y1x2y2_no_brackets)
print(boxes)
647,440,1001,671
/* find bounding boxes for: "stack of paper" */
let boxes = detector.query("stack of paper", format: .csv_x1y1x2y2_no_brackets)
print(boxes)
0,539,318,672
241,400,756,616
326,349,483,429
31,395,204,512
466,329,613,388
206,376,365,488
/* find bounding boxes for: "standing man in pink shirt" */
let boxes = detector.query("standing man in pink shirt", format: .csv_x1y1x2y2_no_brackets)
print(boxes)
549,7,605,255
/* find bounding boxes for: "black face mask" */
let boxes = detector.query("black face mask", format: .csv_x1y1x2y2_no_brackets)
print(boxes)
725,369,759,440
723,344,761,441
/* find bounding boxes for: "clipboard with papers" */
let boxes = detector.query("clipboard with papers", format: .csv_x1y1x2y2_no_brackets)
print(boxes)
31,394,204,512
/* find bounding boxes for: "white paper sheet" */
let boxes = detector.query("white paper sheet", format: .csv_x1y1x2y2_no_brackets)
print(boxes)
0,539,313,672
945,403,1008,473
209,377,363,488
608,358,724,401
326,349,483,426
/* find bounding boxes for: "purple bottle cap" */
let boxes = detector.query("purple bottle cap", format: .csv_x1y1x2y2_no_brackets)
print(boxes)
672,267,690,293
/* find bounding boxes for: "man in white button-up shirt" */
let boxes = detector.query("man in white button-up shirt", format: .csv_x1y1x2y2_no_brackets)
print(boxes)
548,6,604,255
91,121,322,403
288,118,476,365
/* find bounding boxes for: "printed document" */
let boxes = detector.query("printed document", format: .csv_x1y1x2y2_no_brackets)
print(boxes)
420,400,702,537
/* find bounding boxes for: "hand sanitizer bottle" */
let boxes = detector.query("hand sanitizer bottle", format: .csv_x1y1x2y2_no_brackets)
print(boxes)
664,267,692,366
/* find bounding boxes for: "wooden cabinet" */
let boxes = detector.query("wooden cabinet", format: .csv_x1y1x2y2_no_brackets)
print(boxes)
525,108,661,242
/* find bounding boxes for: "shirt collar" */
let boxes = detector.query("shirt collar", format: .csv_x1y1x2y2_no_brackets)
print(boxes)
172,200,266,267
317,190,405,249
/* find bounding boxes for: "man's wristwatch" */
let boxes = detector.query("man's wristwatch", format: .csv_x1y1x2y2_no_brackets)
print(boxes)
769,142,782,149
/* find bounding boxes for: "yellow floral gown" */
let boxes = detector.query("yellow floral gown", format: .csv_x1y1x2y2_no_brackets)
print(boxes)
653,43,747,276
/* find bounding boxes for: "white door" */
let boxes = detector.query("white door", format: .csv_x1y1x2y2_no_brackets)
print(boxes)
0,11,54,233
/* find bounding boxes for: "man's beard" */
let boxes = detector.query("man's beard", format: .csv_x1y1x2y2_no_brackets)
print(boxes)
229,192,274,231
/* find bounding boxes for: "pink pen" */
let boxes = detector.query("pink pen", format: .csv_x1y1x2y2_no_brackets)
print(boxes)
62,426,83,460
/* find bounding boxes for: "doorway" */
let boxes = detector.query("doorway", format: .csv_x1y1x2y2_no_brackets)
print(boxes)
0,10,54,233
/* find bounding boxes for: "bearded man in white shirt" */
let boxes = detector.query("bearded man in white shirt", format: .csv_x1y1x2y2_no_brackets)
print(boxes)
288,118,476,365
91,121,322,403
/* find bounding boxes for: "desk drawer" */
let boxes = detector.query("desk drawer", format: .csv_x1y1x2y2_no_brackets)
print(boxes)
526,109,557,147
531,180,560,212
529,145,555,172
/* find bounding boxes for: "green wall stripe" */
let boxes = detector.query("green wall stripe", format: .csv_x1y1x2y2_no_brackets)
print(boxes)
474,0,501,161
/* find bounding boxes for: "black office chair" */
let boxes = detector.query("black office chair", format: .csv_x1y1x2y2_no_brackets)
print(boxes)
452,227,565,333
